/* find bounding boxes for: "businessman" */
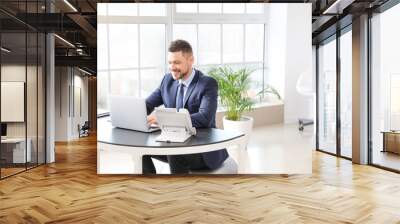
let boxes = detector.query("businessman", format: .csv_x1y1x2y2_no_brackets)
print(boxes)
143,39,228,174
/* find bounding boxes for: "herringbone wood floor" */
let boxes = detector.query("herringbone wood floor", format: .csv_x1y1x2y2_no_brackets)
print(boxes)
1,134,400,223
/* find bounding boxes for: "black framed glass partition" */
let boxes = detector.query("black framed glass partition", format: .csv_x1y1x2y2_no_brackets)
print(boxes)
0,1,46,179
316,26,353,159
317,35,337,155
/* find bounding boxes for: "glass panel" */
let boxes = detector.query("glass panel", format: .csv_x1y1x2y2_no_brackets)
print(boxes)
390,75,400,130
140,24,165,67
199,3,222,13
27,31,38,168
97,3,107,15
223,24,243,63
1,31,27,177
38,33,45,164
140,68,165,98
246,3,264,14
318,38,337,154
223,3,245,14
198,24,221,65
109,24,138,69
110,70,139,97
139,3,165,16
340,30,352,158
249,68,264,101
173,24,197,65
176,3,197,13
371,3,400,171
97,71,109,115
97,24,109,71
103,3,137,16
245,24,264,62
197,65,216,76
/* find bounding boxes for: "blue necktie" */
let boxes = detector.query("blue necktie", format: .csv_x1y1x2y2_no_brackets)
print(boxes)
176,83,185,110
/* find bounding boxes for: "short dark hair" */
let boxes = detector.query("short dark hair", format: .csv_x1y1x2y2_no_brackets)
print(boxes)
168,39,193,55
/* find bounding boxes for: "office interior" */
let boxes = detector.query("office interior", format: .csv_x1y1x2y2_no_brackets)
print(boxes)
0,0,97,179
0,0,400,222
97,3,312,174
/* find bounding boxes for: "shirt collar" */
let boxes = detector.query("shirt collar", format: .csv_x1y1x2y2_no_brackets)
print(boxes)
179,68,195,87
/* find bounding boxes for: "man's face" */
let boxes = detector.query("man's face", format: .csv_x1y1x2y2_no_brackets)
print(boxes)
168,51,194,80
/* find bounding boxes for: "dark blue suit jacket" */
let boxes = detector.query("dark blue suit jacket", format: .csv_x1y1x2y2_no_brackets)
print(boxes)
145,69,228,169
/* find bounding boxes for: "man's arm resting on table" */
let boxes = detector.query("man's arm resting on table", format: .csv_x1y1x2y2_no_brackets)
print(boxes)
190,79,218,128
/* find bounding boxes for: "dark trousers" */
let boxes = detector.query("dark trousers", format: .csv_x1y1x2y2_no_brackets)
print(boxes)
142,154,209,174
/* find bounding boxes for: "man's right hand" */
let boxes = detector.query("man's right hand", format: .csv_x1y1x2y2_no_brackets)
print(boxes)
147,114,158,126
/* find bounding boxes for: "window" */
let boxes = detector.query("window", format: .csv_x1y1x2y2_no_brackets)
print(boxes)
371,3,400,171
97,3,269,115
317,37,337,155
340,29,352,158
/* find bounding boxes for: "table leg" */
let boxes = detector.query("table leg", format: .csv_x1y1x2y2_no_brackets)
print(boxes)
132,154,143,174
236,140,248,174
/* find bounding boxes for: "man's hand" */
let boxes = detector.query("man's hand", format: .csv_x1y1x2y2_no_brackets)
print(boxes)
147,114,158,125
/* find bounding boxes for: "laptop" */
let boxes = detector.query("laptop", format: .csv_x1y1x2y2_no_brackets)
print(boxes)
109,95,160,133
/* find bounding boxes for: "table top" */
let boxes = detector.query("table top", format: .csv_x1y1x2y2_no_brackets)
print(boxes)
381,130,400,134
97,117,244,148
1,138,29,143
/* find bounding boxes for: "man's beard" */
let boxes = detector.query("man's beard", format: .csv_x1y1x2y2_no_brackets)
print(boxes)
172,69,186,80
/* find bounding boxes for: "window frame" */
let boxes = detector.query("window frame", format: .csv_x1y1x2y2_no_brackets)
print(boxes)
97,3,269,116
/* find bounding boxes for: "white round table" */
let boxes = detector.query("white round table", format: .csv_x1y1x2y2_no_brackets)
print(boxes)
97,118,246,174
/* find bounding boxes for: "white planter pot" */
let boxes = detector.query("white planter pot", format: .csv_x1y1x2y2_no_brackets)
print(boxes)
223,115,254,148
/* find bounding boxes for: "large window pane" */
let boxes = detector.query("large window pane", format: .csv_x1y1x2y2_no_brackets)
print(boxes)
318,38,337,154
245,24,264,62
199,3,222,13
109,24,138,69
140,68,165,98
102,3,137,16
173,24,197,64
110,70,139,97
223,3,245,14
223,24,243,63
176,3,197,13
97,71,109,115
139,3,166,16
198,24,221,65
371,3,400,171
390,75,400,130
27,32,38,169
249,68,264,100
140,24,165,67
38,33,45,165
97,24,109,71
1,31,27,177
246,3,264,14
340,30,352,158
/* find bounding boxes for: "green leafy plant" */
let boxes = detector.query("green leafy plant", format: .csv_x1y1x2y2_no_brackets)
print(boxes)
256,84,282,100
208,66,255,121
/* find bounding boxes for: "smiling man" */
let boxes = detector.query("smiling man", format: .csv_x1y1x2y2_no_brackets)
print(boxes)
143,39,228,174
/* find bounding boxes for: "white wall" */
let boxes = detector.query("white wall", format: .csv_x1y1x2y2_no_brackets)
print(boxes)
265,4,312,124
265,4,288,100
283,4,312,124
55,67,89,141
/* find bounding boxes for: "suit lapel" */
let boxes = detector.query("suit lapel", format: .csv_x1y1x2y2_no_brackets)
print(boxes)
183,71,200,106
171,80,179,108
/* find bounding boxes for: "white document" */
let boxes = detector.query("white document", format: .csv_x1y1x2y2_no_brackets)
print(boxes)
154,108,196,143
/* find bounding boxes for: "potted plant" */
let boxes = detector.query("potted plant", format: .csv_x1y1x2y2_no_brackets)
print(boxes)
208,66,255,145
209,66,282,146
